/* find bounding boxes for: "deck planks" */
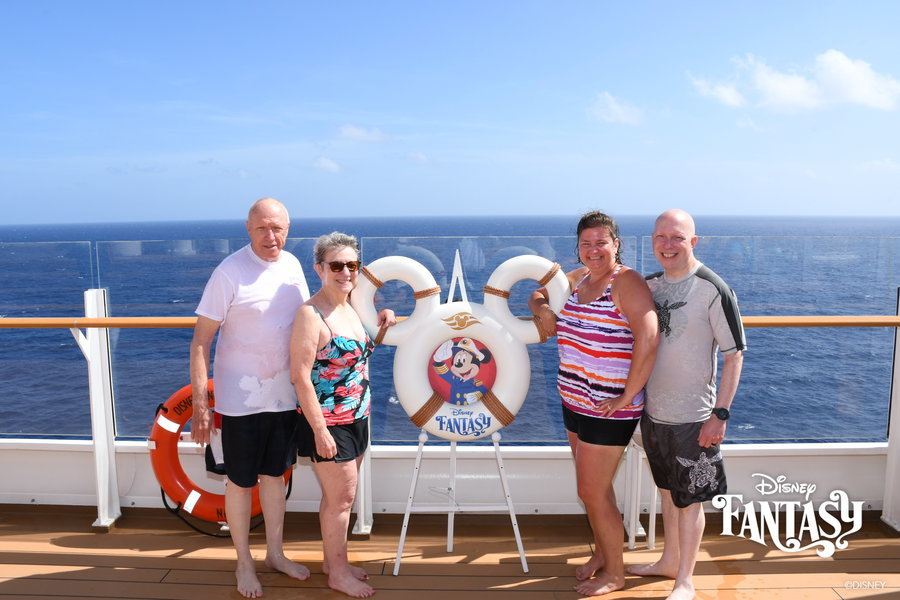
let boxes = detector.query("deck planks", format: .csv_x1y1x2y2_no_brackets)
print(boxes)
0,505,897,599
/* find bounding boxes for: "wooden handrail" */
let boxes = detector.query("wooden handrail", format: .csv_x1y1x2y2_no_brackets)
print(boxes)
0,317,197,329
742,315,900,328
1,315,899,329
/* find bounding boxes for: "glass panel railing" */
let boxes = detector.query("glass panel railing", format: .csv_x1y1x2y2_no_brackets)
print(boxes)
0,234,897,444
95,239,235,438
0,242,94,437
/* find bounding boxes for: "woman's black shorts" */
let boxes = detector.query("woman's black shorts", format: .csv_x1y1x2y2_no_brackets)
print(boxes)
562,404,639,447
297,414,370,463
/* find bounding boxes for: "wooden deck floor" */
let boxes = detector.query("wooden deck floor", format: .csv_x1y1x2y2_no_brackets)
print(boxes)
1,504,898,600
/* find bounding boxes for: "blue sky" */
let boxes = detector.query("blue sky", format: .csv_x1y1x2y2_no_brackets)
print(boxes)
2,1,900,224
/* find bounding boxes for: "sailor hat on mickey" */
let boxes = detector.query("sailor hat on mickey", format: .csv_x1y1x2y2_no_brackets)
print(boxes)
453,337,485,361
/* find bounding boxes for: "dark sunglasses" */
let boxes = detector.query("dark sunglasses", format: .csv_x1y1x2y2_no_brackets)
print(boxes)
322,260,361,273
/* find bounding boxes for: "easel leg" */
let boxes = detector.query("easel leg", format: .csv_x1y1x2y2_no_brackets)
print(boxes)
352,419,374,535
492,432,528,573
447,440,456,552
393,430,428,576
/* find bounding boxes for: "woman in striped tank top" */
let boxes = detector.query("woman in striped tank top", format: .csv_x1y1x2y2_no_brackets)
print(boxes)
530,211,659,596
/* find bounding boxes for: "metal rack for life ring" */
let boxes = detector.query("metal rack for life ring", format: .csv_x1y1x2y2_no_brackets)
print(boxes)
353,250,569,576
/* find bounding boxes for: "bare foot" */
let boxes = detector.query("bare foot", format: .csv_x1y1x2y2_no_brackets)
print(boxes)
575,551,605,581
324,561,369,580
626,559,678,578
667,580,696,600
328,571,375,598
573,571,625,597
264,554,311,581
235,560,262,599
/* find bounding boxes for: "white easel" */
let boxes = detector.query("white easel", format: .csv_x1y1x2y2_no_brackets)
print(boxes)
393,430,528,575
392,250,529,575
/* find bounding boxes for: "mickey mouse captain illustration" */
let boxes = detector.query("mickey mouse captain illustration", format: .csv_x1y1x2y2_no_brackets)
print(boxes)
431,337,494,406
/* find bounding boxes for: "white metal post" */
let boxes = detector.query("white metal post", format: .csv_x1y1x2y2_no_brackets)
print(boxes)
352,419,374,535
625,441,640,549
447,440,457,552
881,288,900,532
70,289,121,528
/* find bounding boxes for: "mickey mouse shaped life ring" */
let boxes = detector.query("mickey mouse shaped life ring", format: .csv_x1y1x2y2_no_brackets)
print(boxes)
352,254,568,442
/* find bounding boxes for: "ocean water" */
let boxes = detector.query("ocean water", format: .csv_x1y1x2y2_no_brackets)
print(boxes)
1,214,899,444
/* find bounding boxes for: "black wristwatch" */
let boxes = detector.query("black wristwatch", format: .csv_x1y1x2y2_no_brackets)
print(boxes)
712,407,730,421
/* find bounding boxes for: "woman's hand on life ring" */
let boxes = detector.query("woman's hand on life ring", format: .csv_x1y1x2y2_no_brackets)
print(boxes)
534,303,558,338
352,256,441,346
486,255,567,344
376,308,397,327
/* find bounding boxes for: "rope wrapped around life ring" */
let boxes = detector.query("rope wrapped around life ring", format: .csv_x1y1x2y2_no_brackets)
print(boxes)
482,255,568,345
147,381,291,523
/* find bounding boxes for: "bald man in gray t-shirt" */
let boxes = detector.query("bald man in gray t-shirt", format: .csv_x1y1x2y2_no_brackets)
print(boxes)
628,209,746,600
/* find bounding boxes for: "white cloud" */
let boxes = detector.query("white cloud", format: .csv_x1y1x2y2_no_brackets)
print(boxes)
815,49,900,110
740,54,822,110
313,157,341,173
339,124,387,141
589,92,643,125
690,75,745,107
696,50,900,112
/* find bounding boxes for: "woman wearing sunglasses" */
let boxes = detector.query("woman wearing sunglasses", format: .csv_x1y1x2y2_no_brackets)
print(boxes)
290,232,395,599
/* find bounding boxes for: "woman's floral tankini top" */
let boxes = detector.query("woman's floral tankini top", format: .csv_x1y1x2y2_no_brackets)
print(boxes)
307,333,374,426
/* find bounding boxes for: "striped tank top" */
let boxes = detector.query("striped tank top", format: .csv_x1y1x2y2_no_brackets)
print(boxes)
556,265,644,420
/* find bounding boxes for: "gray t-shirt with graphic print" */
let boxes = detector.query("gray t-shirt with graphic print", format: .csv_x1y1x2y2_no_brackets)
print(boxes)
645,262,746,425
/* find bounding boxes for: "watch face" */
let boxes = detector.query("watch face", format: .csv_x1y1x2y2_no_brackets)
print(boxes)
714,408,730,420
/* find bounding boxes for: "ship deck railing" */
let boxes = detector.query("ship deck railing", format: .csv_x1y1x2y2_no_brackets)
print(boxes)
2,303,900,540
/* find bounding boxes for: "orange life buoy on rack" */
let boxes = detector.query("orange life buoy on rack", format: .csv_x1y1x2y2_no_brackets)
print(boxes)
148,381,292,523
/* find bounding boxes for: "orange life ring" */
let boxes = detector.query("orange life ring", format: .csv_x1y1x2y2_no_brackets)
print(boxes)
148,381,292,523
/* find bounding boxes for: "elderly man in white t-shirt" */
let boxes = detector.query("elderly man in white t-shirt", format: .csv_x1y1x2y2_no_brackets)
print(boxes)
190,197,311,599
